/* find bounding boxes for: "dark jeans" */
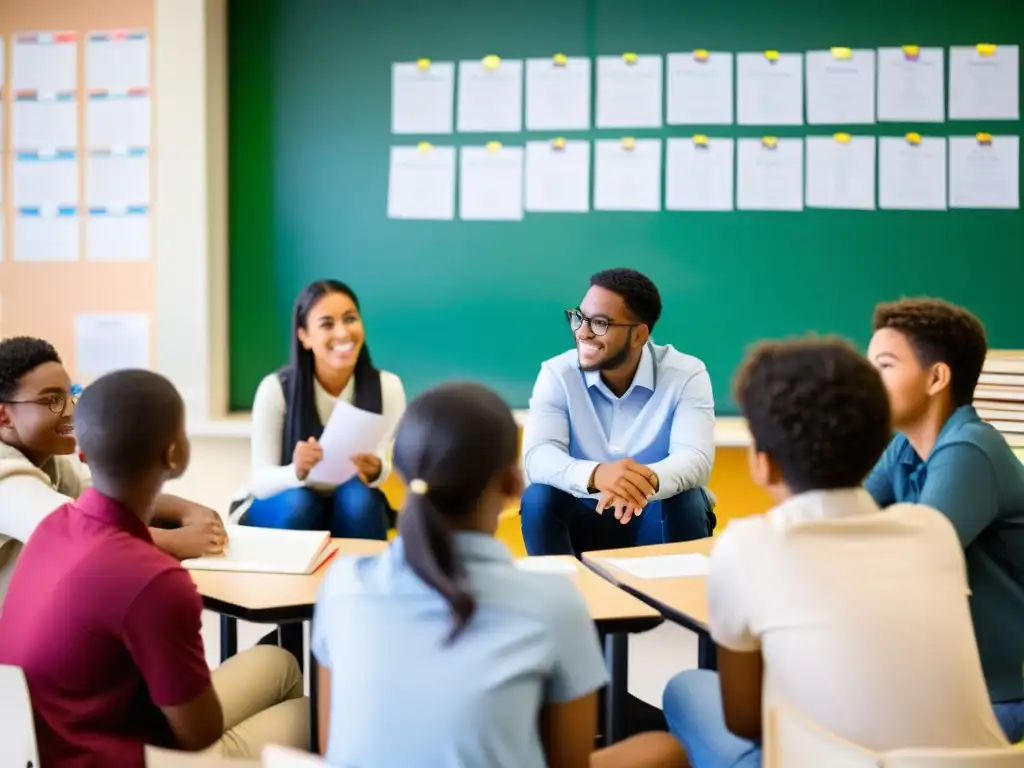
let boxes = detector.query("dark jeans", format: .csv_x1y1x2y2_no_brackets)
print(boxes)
994,699,1024,743
519,483,714,556
240,479,390,540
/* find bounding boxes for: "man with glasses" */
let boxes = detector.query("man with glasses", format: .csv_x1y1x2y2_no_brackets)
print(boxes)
521,268,716,556
0,336,226,609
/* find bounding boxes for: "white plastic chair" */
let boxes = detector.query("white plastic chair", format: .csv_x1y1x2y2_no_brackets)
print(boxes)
770,706,881,768
883,749,1024,767
0,664,40,768
145,747,260,767
261,745,326,767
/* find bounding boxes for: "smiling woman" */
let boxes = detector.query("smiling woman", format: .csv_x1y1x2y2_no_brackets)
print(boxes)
236,280,407,540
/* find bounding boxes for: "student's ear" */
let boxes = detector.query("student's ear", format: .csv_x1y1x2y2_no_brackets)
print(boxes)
297,326,312,351
0,404,11,429
746,444,776,489
926,362,952,397
163,440,188,480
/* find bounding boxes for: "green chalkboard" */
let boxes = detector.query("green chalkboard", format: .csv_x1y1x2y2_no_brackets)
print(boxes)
227,0,1024,413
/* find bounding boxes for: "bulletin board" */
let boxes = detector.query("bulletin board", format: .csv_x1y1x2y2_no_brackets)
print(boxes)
0,0,154,383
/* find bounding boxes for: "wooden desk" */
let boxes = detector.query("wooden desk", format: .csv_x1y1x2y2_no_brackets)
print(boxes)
583,538,717,669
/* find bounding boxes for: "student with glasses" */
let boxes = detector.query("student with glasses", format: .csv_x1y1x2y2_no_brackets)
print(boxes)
0,336,226,610
520,268,716,556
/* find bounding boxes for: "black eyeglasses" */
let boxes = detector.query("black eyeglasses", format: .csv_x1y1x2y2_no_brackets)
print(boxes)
565,309,641,337
1,390,79,415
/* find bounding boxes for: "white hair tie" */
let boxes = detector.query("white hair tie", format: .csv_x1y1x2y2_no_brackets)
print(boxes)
409,478,430,495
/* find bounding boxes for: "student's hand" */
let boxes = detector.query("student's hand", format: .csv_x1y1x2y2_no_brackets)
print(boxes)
596,493,644,525
592,459,657,509
293,437,323,480
350,453,382,484
154,520,227,560
179,501,225,534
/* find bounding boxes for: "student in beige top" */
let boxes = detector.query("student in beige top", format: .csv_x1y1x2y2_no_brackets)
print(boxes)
0,337,227,609
662,338,1007,768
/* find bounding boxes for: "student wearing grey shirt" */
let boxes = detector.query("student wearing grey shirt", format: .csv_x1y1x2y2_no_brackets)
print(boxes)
521,269,716,556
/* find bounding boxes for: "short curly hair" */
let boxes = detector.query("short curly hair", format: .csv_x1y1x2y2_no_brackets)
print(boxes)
734,337,891,493
0,336,61,402
873,298,987,407
590,268,662,331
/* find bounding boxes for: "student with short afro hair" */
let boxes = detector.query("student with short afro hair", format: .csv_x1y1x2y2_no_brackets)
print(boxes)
866,298,1024,741
662,337,1007,768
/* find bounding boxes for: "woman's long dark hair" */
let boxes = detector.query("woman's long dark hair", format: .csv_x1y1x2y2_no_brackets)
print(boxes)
278,280,383,464
394,382,518,643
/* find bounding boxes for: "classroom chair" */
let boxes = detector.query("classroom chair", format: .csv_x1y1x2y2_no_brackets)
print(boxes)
145,747,259,767
262,745,326,766
0,664,39,768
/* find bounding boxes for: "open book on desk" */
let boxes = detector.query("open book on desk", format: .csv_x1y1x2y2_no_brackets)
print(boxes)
182,525,337,575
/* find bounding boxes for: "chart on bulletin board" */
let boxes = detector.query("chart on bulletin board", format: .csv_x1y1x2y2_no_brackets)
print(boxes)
227,0,1024,412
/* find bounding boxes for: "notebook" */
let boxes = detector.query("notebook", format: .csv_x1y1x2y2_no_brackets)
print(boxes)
182,525,336,575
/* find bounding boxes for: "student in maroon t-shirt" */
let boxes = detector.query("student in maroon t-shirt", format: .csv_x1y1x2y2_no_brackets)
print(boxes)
0,369,308,767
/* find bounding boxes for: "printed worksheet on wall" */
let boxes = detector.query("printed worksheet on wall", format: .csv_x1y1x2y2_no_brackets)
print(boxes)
12,93,77,150
387,145,456,220
13,32,77,92
524,139,590,213
86,149,150,208
391,61,454,134
525,56,591,131
805,136,876,210
457,58,523,133
949,135,1019,209
665,137,734,211
737,52,803,125
459,145,524,221
593,139,662,211
75,313,150,378
737,138,804,210
805,49,875,125
14,209,79,262
596,55,663,129
666,52,734,125
87,209,150,261
87,91,151,149
13,150,78,209
87,30,150,91
878,136,947,210
949,45,1019,120
877,47,945,122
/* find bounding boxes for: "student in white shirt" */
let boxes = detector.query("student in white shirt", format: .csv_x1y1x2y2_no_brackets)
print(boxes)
662,338,1008,768
239,280,406,540
0,336,226,610
313,381,687,768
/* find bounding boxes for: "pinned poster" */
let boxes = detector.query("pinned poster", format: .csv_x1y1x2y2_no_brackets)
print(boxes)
666,51,734,125
459,144,525,221
805,48,876,124
949,135,1019,209
593,138,662,211
14,207,80,262
878,136,947,210
391,60,455,134
949,45,1019,120
87,30,150,91
87,90,151,148
877,46,945,123
87,206,150,261
12,91,77,150
387,144,456,220
74,313,150,377
525,55,591,131
736,137,804,210
524,139,590,213
596,54,663,128
457,57,523,133
665,137,735,211
13,150,79,208
737,52,804,125
86,148,150,208
805,135,876,210
13,32,77,92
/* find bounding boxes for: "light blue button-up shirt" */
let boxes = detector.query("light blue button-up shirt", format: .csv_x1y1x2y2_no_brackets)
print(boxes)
523,341,715,500
312,533,608,768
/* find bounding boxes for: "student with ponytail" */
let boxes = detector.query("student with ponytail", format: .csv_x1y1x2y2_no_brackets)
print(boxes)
237,280,406,539
311,381,688,768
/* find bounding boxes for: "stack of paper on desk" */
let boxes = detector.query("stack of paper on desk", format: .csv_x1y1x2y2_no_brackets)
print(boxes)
182,526,335,575
606,553,710,579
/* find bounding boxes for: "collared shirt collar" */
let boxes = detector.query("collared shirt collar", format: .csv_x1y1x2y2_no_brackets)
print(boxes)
897,405,979,468
75,487,155,543
584,342,656,399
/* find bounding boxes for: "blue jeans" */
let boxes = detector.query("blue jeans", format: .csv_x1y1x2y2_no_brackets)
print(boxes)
994,699,1024,743
519,483,713,556
663,670,761,768
242,480,390,540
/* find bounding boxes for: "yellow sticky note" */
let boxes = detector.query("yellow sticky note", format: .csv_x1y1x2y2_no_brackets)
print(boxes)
482,55,501,70
551,137,567,150
693,49,710,62
905,132,921,145
761,136,777,149
622,52,638,64
976,43,997,57
901,45,920,60
830,46,852,60
553,53,568,66
765,50,780,62
486,141,502,152
621,137,636,150
417,141,433,153
693,134,709,146
416,58,431,70
833,132,851,144
977,132,993,145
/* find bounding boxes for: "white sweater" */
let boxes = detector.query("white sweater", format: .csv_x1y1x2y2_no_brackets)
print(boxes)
248,370,407,500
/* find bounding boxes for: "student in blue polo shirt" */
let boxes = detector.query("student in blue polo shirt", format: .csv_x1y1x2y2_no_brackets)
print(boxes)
866,298,1024,742
312,381,687,768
